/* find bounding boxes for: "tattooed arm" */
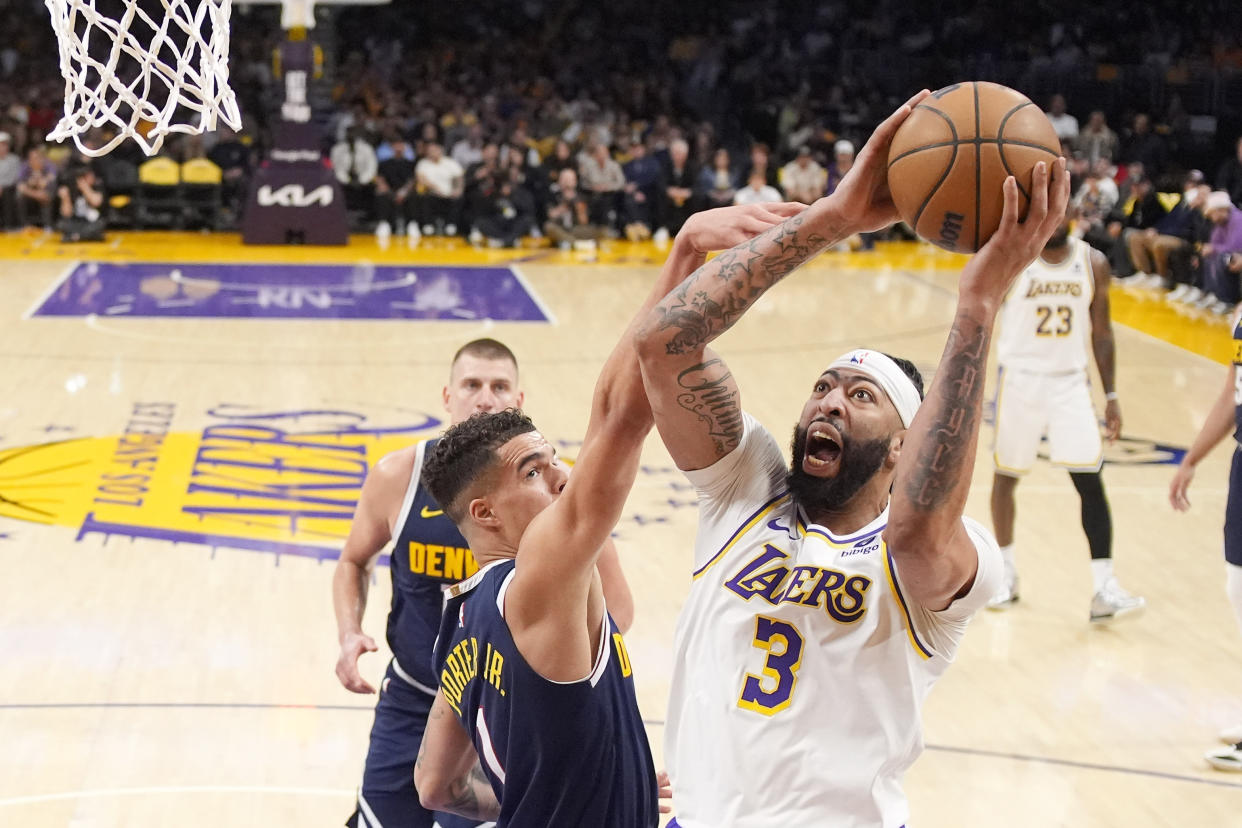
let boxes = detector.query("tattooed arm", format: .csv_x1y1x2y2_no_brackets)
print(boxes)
414,690,501,820
636,90,930,471
634,210,832,470
887,159,1071,610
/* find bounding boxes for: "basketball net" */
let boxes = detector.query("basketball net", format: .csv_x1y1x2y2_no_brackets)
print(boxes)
44,0,243,157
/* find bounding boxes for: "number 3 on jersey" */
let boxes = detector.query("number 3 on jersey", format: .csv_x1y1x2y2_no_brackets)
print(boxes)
738,615,805,715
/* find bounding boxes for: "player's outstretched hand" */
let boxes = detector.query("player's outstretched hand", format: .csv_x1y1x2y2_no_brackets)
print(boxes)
1104,398,1122,443
961,156,1071,307
1169,461,1195,512
335,631,379,694
823,88,931,234
656,770,673,814
679,202,807,254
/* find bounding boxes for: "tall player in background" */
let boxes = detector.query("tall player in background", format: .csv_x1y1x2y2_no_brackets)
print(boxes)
332,339,635,828
413,204,801,826
987,206,1145,621
635,91,1068,826
1170,312,1242,770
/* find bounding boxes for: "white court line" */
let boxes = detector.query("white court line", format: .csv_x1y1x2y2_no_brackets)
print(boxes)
1113,313,1232,367
0,785,355,807
82,313,494,346
1010,485,1226,494
508,263,558,325
23,260,81,319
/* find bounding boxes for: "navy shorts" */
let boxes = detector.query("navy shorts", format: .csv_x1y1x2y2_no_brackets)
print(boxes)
346,660,483,828
1225,448,1242,567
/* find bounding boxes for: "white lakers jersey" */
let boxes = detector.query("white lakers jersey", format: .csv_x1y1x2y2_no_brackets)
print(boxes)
666,414,1001,828
996,237,1095,373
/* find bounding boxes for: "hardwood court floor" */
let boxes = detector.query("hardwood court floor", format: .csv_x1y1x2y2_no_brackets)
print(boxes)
0,229,1239,826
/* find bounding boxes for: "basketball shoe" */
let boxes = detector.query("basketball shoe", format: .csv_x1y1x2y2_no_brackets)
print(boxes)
1088,577,1145,622
1205,743,1242,772
986,566,1019,610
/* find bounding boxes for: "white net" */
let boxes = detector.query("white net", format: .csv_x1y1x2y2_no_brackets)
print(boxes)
45,0,243,157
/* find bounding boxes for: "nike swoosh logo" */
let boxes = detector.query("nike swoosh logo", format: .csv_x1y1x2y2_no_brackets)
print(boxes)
420,506,444,519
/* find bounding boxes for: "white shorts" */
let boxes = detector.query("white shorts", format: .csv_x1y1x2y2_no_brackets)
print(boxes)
993,365,1103,475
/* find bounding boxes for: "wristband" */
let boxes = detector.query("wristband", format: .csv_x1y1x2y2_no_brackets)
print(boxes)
1105,391,1119,401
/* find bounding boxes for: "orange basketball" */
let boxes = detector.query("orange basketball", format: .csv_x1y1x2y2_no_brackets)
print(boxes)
886,82,1060,253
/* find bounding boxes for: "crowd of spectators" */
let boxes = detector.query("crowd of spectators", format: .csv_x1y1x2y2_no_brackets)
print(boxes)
0,0,1241,302
1068,141,1242,315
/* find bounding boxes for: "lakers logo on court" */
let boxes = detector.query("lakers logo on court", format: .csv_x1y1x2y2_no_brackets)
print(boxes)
0,403,444,561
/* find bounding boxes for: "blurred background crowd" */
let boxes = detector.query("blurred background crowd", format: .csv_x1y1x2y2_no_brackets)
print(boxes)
1,0,1242,306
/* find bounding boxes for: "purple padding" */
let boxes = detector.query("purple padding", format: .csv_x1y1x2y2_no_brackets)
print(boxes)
32,262,548,321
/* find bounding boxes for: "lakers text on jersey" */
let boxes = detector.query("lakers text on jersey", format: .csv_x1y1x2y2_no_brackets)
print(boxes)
664,414,1001,828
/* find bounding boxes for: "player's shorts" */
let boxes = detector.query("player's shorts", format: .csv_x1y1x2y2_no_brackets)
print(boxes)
346,659,488,828
1224,447,1242,567
993,365,1102,475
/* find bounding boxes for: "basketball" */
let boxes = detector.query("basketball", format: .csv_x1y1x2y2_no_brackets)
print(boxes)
886,82,1061,253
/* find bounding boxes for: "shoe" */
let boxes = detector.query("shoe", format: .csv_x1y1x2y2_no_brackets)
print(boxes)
1210,299,1232,315
653,226,670,245
1141,273,1165,288
1166,284,1191,302
444,223,457,236
1205,743,1242,771
1218,724,1242,745
987,567,1019,610
375,220,392,239
1119,272,1149,285
422,224,435,236
468,228,484,246
1089,578,1145,622
1184,286,1205,304
395,219,407,236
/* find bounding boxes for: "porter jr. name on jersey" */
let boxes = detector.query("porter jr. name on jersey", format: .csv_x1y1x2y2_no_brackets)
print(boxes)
439,634,507,716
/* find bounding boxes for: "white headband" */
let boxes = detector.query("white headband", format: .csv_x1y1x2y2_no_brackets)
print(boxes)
826,349,922,427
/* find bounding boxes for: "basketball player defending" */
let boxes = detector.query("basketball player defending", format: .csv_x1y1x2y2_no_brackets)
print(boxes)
332,339,635,828
411,203,803,826
634,90,1070,826
988,206,1146,621
1170,309,1242,769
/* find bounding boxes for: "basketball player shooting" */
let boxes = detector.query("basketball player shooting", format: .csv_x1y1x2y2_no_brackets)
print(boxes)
411,202,804,826
634,90,1070,826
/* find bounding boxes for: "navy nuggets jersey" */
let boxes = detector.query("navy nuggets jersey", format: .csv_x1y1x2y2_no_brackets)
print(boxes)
387,438,480,690
433,560,658,828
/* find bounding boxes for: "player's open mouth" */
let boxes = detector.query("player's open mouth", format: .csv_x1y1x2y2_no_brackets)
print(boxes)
804,423,842,472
